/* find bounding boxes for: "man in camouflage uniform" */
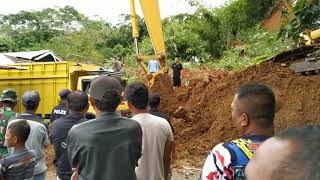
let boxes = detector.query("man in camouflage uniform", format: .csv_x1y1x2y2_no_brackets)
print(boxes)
0,89,18,158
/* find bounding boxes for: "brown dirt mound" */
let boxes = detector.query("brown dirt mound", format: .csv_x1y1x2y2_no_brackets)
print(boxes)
160,61,320,167
150,73,177,113
261,1,284,32
45,62,320,169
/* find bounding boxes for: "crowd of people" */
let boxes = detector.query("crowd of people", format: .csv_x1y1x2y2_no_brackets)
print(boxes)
0,75,318,180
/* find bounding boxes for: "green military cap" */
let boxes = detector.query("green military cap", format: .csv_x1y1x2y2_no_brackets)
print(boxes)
0,89,17,102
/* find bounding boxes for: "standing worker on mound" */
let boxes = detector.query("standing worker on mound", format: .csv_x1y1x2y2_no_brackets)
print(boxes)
171,55,183,89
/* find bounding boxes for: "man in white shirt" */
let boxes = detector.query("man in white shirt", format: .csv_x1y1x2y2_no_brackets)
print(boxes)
148,59,160,74
126,82,173,180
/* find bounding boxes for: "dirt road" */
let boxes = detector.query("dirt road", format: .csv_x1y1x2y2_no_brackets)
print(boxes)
46,169,202,180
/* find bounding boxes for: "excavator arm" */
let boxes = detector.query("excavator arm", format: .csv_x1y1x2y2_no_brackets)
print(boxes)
130,0,168,86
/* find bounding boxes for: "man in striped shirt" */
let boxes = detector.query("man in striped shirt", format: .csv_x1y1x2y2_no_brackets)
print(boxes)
0,120,36,180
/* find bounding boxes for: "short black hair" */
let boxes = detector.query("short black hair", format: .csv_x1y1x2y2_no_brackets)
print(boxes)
149,93,160,108
93,89,121,112
8,120,30,143
125,82,149,110
272,126,320,180
236,83,275,128
24,103,38,111
67,90,88,112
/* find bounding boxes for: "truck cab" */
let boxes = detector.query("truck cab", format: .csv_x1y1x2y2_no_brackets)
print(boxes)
77,74,130,118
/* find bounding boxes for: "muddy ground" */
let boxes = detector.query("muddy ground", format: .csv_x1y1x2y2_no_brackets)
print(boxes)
152,61,320,167
45,60,320,178
46,169,201,180
45,145,202,179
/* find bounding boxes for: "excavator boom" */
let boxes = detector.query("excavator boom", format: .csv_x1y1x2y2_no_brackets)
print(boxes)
139,0,166,55
130,0,168,86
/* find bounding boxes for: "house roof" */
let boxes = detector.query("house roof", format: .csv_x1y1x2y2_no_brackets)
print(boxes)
0,50,62,64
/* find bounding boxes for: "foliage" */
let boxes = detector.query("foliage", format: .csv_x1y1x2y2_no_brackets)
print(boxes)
188,8,224,59
279,0,320,43
216,0,275,46
0,0,316,77
163,14,209,62
0,1,278,64
206,26,292,70
0,6,87,51
180,0,276,60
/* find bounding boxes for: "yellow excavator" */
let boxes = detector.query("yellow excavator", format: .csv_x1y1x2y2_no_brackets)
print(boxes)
271,0,320,74
129,0,170,86
282,0,320,45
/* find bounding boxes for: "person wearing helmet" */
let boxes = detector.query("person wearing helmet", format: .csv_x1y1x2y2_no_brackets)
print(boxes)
0,88,19,158
171,56,183,89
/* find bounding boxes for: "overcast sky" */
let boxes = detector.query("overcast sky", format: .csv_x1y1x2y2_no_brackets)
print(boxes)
0,0,227,24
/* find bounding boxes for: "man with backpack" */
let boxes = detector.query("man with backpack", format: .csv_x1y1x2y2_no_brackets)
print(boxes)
50,91,89,180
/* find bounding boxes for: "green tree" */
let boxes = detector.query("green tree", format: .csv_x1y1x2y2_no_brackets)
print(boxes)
0,6,87,51
279,0,320,43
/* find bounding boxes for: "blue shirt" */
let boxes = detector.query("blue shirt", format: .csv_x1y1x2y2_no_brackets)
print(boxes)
200,135,270,180
148,60,160,73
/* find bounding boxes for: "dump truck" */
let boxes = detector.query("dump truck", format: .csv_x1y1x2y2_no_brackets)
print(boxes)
0,61,129,119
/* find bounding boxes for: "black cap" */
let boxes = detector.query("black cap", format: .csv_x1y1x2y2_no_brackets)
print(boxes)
59,89,71,100
89,76,122,100
22,91,40,105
